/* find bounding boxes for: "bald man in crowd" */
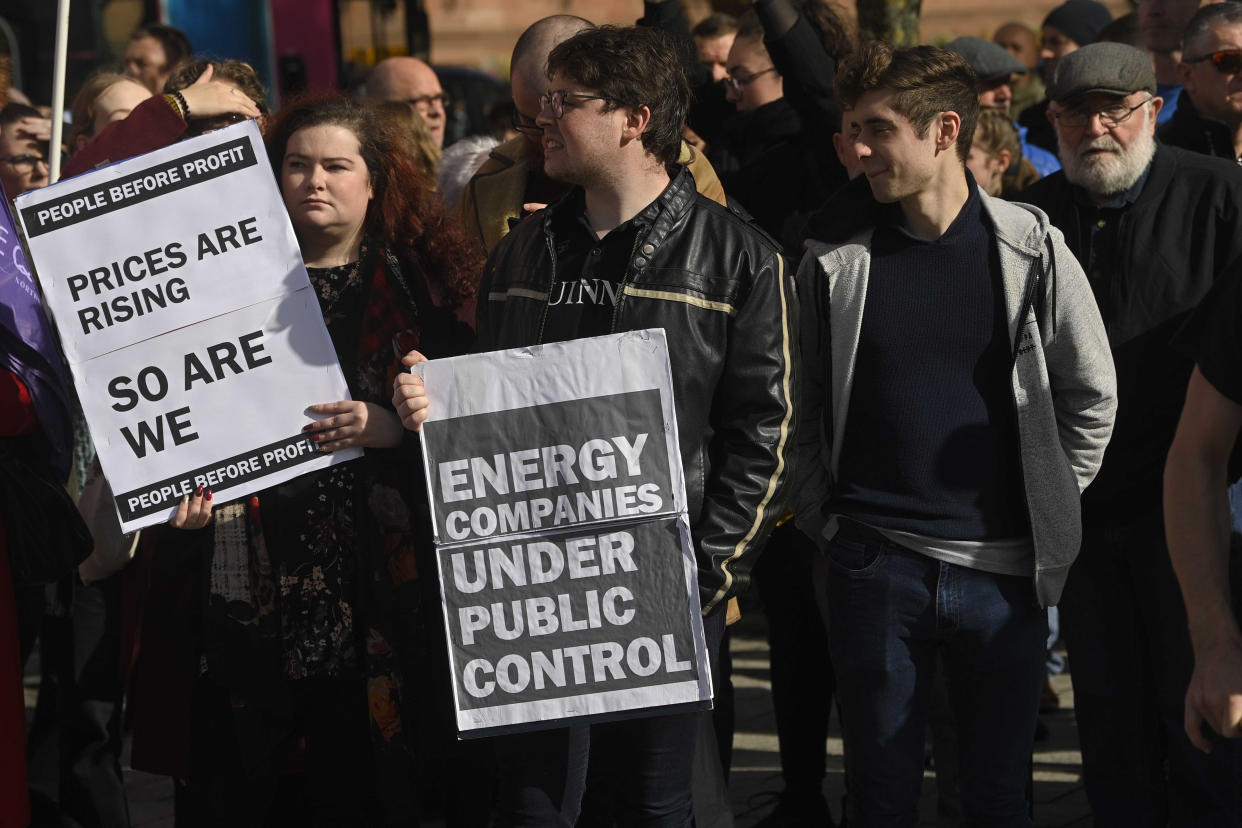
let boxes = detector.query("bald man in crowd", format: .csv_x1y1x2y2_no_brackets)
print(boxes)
994,22,1045,116
367,57,449,147
455,14,726,254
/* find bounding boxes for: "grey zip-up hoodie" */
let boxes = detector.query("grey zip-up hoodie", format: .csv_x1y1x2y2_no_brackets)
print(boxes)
793,185,1117,606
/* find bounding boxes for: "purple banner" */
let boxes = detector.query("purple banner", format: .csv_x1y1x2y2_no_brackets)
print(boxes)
0,198,74,479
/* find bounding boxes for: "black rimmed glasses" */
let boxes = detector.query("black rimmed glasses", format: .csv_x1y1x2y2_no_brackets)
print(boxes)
1184,49,1242,75
406,92,451,111
0,154,47,171
723,66,777,94
538,90,609,120
510,108,542,137
1050,97,1153,129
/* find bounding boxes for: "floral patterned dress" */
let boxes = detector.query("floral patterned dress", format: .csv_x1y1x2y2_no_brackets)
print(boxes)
197,243,446,818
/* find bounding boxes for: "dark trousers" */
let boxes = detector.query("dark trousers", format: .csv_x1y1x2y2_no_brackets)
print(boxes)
494,610,727,828
820,527,1046,828
1060,509,1242,827
23,573,129,828
752,523,835,800
175,676,390,828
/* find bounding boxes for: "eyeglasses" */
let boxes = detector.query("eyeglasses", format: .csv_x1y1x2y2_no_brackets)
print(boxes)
538,90,610,120
0,154,47,171
723,67,777,94
406,92,451,111
510,108,542,137
1184,49,1242,75
1050,97,1153,129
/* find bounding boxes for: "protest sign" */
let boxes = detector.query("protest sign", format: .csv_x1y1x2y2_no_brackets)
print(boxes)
416,330,712,736
15,121,359,533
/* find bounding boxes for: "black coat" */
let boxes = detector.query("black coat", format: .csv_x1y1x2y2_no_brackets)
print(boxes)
476,166,798,614
1022,145,1242,520
1158,90,1238,161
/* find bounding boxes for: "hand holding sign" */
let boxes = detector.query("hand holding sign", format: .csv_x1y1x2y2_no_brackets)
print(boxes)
392,349,430,432
169,485,213,530
304,400,403,451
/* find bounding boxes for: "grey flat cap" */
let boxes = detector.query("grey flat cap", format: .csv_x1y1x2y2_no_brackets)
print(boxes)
1047,42,1157,102
944,36,1028,83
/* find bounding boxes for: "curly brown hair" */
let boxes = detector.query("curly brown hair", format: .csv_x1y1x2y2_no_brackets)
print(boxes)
266,94,481,308
835,42,979,161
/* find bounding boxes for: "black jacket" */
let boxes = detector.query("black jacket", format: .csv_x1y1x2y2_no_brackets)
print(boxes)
711,98,813,240
1158,90,1238,161
1022,145,1242,521
477,166,799,614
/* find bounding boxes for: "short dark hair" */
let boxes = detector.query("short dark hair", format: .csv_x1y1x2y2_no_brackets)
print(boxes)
0,102,40,130
1183,3,1242,57
692,13,739,40
130,23,193,70
546,26,689,165
835,42,979,161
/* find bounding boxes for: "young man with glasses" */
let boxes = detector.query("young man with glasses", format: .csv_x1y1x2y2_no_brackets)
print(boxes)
794,41,1115,825
710,13,832,239
366,57,451,147
0,103,49,201
1023,41,1242,824
396,24,795,825
1162,2,1242,161
455,16,725,256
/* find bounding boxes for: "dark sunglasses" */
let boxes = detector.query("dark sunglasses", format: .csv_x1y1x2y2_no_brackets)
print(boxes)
1185,49,1242,74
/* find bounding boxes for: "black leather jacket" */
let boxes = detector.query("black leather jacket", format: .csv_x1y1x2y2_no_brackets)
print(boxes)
477,165,798,614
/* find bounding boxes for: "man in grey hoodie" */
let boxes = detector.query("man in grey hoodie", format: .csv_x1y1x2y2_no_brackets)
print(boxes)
794,42,1116,825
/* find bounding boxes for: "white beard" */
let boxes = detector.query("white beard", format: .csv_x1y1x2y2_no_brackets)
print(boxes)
1058,111,1157,199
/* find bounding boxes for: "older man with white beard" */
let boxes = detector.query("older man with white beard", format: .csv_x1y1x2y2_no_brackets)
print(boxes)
1023,41,1242,826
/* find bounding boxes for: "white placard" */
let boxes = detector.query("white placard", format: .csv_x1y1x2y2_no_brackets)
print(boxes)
15,122,360,532
416,330,712,736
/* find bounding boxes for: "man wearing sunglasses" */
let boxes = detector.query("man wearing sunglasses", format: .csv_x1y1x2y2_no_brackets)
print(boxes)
1024,41,1242,824
455,15,725,256
1162,3,1242,161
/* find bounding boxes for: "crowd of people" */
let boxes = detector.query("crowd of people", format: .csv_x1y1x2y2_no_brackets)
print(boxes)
1,0,1241,826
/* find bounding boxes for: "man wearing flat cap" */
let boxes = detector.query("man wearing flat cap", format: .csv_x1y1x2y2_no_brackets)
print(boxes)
1024,41,1242,825
1018,0,1113,154
945,36,1061,177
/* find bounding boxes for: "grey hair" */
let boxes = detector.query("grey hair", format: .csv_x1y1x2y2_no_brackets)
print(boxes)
1182,2,1242,59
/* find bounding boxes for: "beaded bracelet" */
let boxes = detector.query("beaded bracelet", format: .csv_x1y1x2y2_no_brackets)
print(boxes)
170,89,190,120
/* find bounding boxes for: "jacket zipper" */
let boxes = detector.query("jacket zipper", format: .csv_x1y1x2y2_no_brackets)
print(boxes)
609,230,648,334
1010,239,1045,600
534,221,557,345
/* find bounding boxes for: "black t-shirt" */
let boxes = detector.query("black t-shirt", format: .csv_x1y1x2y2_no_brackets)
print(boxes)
540,191,648,344
1197,274,1242,404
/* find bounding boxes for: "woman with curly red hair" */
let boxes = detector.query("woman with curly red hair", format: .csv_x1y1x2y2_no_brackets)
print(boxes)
164,94,479,822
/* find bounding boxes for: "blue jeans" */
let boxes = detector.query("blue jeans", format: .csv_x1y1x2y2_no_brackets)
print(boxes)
494,609,727,828
819,523,1046,827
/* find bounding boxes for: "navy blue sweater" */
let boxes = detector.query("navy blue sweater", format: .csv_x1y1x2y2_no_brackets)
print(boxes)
831,186,1029,540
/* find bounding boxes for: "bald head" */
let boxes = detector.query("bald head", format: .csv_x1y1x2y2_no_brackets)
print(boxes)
994,22,1040,72
508,15,594,146
368,57,448,147
511,16,594,87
